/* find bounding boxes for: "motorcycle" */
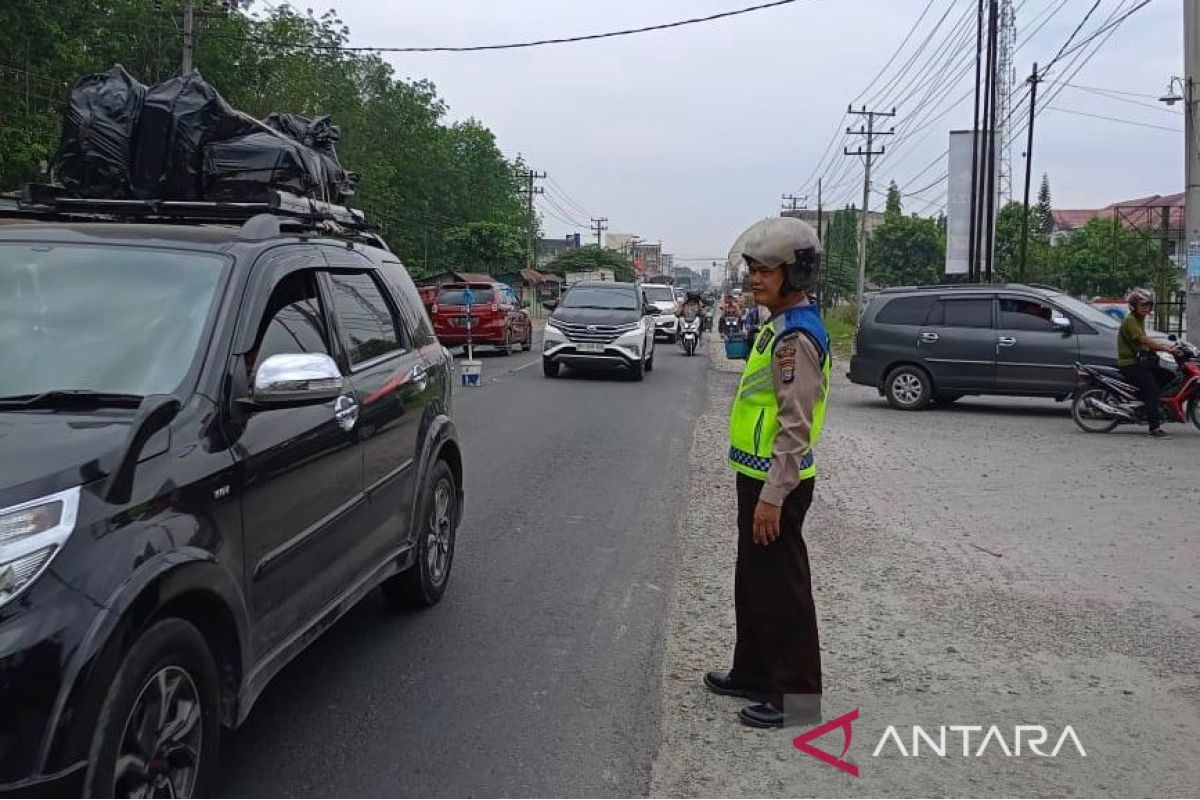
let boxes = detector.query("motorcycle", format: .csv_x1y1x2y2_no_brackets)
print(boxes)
1072,338,1200,433
678,314,702,357
719,313,743,339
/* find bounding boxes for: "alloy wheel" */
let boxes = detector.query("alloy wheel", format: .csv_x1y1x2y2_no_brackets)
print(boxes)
114,666,203,798
426,477,454,585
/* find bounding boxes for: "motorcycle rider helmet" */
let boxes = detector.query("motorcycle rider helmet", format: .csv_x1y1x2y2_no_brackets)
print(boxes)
1127,287,1155,310
730,216,821,295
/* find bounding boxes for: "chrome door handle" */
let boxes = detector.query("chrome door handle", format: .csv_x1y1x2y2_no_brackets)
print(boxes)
920,332,939,343
998,336,1017,347
409,364,429,390
333,394,359,432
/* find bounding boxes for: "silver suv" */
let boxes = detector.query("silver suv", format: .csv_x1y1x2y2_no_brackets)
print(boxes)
847,284,1124,410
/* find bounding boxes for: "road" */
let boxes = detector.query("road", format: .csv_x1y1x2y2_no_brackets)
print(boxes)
653,343,1200,797
221,333,710,797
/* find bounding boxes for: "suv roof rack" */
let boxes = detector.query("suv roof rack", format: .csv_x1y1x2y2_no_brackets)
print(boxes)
878,281,1054,294
10,183,388,247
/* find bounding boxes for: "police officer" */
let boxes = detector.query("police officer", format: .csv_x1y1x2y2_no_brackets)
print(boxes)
704,217,831,728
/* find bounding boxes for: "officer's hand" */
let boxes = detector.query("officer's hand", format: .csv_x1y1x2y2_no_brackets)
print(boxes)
752,500,782,546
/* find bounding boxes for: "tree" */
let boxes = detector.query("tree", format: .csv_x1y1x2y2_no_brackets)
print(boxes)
546,245,634,281
885,181,903,218
443,222,525,274
1035,173,1054,235
867,213,946,287
822,206,860,304
1048,218,1160,298
993,201,1052,283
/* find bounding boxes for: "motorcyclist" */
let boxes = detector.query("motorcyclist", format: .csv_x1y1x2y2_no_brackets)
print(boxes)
676,291,704,340
1118,288,1179,438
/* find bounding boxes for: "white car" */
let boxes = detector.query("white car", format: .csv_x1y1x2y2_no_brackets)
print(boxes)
642,283,679,342
542,281,657,380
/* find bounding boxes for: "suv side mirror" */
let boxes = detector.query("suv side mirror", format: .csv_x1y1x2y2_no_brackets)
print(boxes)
542,299,558,311
643,305,658,316
252,353,344,407
1051,314,1072,332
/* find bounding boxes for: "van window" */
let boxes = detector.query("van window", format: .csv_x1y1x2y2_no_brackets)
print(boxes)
998,297,1055,331
875,296,934,325
927,298,993,328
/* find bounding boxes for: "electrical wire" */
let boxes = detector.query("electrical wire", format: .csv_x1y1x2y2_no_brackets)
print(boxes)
211,0,806,53
1045,106,1183,132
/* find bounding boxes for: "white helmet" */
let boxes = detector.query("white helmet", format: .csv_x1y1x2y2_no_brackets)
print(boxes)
729,217,821,293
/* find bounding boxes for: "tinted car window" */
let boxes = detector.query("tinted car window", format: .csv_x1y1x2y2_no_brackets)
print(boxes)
253,272,330,373
438,287,494,305
875,296,934,325
0,243,225,397
928,298,993,328
561,286,638,310
328,272,406,365
380,261,436,346
998,297,1055,331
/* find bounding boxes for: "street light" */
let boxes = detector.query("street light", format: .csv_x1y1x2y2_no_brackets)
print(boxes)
1159,76,1186,106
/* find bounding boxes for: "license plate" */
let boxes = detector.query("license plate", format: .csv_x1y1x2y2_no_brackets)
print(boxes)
576,342,605,353
455,316,474,326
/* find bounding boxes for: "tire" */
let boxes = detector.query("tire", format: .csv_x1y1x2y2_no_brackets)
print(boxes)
1188,395,1200,431
500,331,514,356
645,352,654,372
383,460,458,608
1071,388,1121,433
628,358,645,382
543,358,558,378
85,618,221,799
884,365,932,411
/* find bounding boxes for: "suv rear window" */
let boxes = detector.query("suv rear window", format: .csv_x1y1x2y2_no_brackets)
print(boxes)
875,296,934,325
927,297,993,328
438,286,494,305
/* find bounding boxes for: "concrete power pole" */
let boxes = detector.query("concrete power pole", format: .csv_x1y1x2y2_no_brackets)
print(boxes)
181,0,195,75
590,217,608,248
515,168,545,270
845,106,896,313
781,193,807,214
1185,0,1199,343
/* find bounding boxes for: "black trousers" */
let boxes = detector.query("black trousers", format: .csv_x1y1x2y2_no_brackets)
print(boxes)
1120,364,1172,429
729,473,821,707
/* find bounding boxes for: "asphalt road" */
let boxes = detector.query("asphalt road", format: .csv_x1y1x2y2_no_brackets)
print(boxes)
220,333,710,797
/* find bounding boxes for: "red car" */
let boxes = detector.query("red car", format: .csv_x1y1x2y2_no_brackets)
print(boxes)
432,282,533,353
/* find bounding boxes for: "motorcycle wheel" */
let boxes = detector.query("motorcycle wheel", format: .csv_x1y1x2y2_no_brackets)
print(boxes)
1189,395,1200,431
1071,388,1120,433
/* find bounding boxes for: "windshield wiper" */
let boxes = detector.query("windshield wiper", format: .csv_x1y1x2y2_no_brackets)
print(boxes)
0,390,145,410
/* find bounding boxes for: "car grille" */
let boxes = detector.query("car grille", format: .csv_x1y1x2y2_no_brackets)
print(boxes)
554,321,637,344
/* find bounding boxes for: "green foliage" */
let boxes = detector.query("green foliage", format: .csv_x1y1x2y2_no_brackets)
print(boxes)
1035,173,1054,235
546,245,634,281
443,221,525,273
1048,218,1161,297
884,181,902,218
822,206,860,303
0,1,529,277
867,212,946,287
993,201,1051,283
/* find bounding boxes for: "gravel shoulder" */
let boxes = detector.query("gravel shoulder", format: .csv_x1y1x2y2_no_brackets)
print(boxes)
650,337,1200,798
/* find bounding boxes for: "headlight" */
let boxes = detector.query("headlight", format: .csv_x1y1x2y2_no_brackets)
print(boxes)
0,486,80,607
545,317,565,332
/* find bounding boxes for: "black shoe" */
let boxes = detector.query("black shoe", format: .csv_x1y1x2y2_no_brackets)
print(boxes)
704,670,770,702
738,701,786,728
1149,428,1170,439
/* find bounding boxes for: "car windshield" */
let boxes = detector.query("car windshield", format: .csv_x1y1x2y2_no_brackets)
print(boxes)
1049,293,1119,329
0,243,226,398
438,286,494,305
560,286,637,310
643,286,675,303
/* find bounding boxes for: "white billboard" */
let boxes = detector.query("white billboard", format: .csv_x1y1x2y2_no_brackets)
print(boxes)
945,131,974,275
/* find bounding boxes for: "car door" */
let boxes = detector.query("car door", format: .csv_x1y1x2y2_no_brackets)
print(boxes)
995,295,1080,394
230,256,367,658
321,257,427,568
917,295,997,391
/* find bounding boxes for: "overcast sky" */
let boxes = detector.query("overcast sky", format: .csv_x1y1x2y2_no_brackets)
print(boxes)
276,0,1183,264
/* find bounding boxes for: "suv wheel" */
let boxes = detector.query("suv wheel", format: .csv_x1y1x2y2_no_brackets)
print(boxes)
85,618,221,799
884,365,932,410
501,331,514,356
543,357,559,378
645,352,654,372
383,460,458,607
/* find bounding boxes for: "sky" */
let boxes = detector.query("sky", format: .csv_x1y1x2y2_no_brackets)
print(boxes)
268,0,1185,265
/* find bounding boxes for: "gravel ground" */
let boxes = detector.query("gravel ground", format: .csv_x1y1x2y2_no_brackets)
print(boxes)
650,337,1200,797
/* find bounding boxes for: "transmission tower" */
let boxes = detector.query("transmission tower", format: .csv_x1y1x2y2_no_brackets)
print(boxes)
996,0,1017,203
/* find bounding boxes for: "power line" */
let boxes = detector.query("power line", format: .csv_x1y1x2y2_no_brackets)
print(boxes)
1045,105,1183,132
1043,0,1104,75
1056,81,1182,113
211,0,806,53
545,175,593,218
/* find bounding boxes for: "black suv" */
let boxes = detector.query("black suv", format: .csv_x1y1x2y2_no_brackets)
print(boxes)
848,283,1123,410
0,197,462,796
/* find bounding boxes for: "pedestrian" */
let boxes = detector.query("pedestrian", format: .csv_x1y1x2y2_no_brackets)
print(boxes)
705,217,831,728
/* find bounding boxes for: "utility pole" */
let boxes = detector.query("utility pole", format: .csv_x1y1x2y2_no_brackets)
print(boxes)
514,168,545,271
816,177,824,244
845,106,896,312
1018,63,1040,282
967,0,986,282
590,217,608,248
781,193,807,214
1185,0,1200,343
181,0,195,75
982,0,1000,283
